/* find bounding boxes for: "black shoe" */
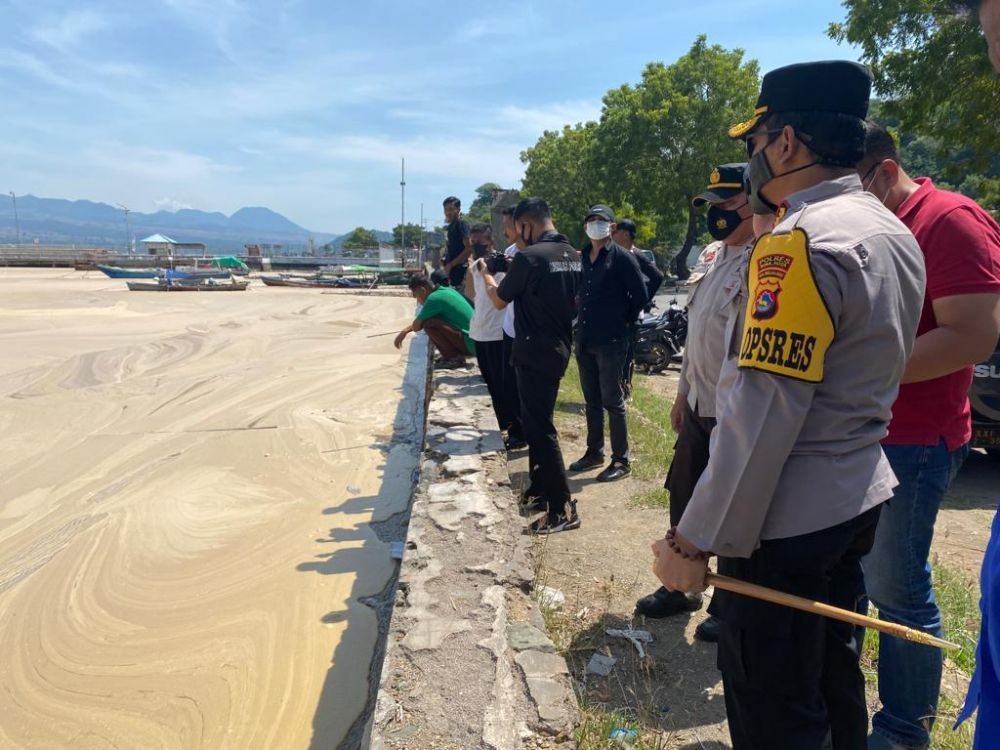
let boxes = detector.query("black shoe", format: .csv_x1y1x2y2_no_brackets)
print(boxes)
694,615,721,643
596,461,631,483
505,435,527,451
635,587,703,618
569,453,604,472
528,500,580,535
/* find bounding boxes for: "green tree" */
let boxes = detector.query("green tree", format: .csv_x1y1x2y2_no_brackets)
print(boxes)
391,223,425,248
466,182,501,224
521,122,604,248
829,1,1000,173
341,226,378,250
593,36,759,276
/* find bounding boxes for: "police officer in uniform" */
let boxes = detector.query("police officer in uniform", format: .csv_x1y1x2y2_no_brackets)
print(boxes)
635,164,754,642
652,61,926,749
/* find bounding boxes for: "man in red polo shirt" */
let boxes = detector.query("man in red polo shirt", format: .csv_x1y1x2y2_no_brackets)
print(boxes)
858,121,1000,750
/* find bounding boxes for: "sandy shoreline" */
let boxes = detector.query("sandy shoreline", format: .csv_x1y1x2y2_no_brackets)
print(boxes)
0,269,418,748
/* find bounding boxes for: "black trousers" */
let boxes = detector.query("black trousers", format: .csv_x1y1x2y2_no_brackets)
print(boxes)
515,364,570,516
474,339,515,432
502,334,524,441
576,338,630,464
710,506,882,750
664,402,716,527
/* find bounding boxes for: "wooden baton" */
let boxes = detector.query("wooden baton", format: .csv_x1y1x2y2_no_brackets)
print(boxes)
706,573,960,652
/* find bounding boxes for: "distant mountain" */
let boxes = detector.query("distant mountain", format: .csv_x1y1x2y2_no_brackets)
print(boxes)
0,195,342,253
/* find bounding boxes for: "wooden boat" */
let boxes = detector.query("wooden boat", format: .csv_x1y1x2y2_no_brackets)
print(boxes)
260,273,376,288
98,264,160,278
126,277,250,292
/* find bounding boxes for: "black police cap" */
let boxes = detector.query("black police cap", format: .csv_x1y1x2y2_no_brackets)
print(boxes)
692,163,748,207
728,60,872,139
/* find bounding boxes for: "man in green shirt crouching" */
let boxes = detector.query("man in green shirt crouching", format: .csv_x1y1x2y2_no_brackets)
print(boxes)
394,274,475,367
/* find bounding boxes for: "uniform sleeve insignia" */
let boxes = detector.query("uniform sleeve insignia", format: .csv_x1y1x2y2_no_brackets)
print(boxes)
738,229,834,383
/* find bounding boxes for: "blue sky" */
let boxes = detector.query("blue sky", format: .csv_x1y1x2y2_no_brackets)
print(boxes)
0,1,858,234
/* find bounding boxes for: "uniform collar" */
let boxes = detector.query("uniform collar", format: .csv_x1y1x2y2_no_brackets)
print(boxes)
781,173,863,214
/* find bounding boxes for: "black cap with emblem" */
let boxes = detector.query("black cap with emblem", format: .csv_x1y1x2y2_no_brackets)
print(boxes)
692,163,748,207
728,60,873,140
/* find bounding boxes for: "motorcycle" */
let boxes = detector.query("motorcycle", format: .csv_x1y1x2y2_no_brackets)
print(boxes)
632,299,688,374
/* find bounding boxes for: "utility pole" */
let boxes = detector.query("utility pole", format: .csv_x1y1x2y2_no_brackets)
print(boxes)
419,202,424,265
9,192,20,246
400,158,406,254
115,204,132,256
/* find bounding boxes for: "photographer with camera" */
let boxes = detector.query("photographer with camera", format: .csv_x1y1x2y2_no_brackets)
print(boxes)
469,230,520,440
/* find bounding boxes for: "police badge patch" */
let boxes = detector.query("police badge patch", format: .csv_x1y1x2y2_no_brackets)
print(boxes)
739,229,834,383
751,253,793,320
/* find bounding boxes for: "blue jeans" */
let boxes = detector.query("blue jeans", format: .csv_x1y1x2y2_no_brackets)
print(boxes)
864,441,970,749
576,338,630,464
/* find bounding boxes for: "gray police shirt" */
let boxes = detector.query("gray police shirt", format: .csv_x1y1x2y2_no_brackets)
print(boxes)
677,174,926,558
679,239,753,419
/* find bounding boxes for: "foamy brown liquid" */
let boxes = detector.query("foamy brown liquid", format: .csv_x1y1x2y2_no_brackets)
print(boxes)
0,269,416,748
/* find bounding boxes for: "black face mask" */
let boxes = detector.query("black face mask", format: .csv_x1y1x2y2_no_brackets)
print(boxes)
472,242,488,259
706,203,749,241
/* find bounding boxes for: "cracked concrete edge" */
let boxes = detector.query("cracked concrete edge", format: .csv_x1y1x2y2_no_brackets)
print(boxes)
365,363,580,749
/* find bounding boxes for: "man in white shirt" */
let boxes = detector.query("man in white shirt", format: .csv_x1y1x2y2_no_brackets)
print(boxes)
499,208,527,452
468,224,519,438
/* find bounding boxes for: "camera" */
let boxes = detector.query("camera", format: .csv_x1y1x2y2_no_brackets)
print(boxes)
486,253,509,275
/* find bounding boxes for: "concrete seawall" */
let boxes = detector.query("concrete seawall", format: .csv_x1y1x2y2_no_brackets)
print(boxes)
362,360,579,749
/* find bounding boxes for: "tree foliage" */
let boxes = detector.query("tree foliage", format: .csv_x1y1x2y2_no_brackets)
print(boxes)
868,100,1000,214
521,123,603,248
391,222,425,248
520,36,759,273
829,0,1000,173
340,226,378,250
466,182,501,224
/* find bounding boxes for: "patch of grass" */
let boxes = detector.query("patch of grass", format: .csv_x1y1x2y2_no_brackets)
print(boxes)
861,563,980,748
931,695,976,749
555,361,678,487
556,359,584,415
626,373,676,482
576,706,672,750
862,562,980,679
634,486,670,509
935,564,981,676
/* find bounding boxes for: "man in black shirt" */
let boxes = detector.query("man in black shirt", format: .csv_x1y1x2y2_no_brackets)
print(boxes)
570,205,649,483
442,196,472,292
484,197,582,534
613,219,663,302
613,218,664,395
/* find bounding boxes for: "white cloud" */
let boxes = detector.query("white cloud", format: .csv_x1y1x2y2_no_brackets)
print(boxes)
29,10,109,49
159,0,251,62
259,131,525,186
81,143,238,182
153,197,194,212
495,100,603,135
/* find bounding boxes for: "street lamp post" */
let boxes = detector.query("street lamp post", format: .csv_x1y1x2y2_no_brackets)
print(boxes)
115,204,132,257
9,192,20,247
400,157,406,258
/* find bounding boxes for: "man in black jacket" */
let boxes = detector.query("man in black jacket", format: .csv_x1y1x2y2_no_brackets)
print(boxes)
613,218,664,395
569,205,649,482
484,197,583,534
